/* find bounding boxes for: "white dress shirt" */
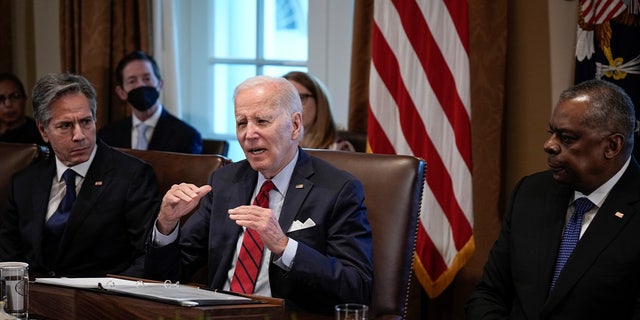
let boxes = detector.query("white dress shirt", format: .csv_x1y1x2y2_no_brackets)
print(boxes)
153,150,301,296
569,157,630,238
131,105,162,149
46,145,97,221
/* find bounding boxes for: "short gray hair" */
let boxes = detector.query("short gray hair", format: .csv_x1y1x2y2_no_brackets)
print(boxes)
558,79,636,154
32,73,97,126
234,75,302,116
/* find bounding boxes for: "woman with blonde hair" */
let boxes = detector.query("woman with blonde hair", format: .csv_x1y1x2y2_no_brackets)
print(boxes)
283,71,355,151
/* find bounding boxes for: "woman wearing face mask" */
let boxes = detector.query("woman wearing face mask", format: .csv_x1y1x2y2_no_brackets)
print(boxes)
98,50,203,154
283,71,355,152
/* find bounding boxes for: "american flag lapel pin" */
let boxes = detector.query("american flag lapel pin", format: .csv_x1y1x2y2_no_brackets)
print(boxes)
614,211,624,219
95,181,103,186
295,184,304,189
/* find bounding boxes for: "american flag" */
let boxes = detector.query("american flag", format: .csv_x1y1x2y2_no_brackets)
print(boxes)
575,0,640,159
368,0,474,298
580,0,627,25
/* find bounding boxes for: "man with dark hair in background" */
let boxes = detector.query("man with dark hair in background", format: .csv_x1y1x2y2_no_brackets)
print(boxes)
98,50,202,154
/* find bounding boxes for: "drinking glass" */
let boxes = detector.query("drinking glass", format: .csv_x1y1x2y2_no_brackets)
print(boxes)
0,262,28,319
335,303,368,320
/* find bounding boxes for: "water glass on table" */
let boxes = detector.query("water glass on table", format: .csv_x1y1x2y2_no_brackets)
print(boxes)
335,303,368,320
0,262,28,319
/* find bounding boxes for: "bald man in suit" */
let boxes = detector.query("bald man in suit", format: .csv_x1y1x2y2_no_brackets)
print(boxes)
467,79,640,319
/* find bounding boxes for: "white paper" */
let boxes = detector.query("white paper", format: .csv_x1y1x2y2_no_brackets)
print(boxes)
34,277,142,289
34,277,255,307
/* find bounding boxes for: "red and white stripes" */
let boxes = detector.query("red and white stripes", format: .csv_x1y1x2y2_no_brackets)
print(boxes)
580,0,626,24
368,0,474,298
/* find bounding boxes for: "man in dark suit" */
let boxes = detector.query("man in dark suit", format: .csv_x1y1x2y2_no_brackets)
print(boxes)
0,73,159,277
145,76,373,315
98,50,202,154
466,79,640,319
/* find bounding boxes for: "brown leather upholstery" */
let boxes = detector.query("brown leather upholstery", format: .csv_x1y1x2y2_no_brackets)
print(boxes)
0,142,49,219
202,139,230,157
305,149,425,320
117,147,424,319
117,148,231,225
117,148,231,283
117,148,231,196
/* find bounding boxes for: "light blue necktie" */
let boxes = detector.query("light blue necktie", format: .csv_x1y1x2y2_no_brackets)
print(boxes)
550,197,594,290
136,123,149,150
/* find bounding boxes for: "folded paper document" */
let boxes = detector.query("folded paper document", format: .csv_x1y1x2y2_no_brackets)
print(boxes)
35,277,140,289
35,277,257,307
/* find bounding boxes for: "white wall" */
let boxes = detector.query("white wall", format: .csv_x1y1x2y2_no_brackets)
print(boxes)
548,0,578,108
308,0,354,130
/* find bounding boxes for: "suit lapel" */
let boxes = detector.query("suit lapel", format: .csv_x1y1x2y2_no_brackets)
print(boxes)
534,184,571,307
122,119,133,148
33,161,56,264
113,118,133,148
148,109,169,150
225,166,257,236
278,150,313,234
57,144,112,249
543,161,640,312
212,163,258,281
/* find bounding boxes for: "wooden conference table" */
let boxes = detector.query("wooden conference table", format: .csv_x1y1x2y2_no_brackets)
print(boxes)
29,281,285,320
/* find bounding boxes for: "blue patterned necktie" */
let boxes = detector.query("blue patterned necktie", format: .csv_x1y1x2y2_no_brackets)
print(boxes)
136,123,149,150
550,197,594,290
46,169,77,240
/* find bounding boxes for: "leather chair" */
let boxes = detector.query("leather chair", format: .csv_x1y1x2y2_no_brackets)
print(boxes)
118,148,231,196
117,148,231,223
0,142,50,220
202,139,230,157
305,149,425,320
118,147,424,319
117,148,232,283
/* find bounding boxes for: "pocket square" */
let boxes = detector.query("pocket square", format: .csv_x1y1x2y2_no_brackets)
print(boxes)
288,218,316,232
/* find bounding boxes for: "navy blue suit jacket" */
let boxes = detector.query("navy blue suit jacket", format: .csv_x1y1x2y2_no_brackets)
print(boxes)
98,108,202,154
146,149,373,314
0,141,160,277
467,159,640,319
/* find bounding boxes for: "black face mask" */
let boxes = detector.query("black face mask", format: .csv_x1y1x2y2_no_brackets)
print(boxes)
126,86,159,111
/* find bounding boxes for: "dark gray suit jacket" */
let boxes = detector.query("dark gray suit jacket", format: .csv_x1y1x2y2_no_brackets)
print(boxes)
98,108,202,154
145,149,373,315
0,140,160,277
466,159,640,319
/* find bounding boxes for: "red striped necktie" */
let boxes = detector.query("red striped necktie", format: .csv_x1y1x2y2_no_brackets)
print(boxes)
230,180,275,294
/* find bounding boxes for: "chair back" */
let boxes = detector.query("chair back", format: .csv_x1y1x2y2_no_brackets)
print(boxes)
305,149,425,320
0,142,49,217
117,148,231,223
202,139,230,157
